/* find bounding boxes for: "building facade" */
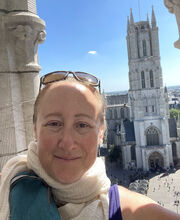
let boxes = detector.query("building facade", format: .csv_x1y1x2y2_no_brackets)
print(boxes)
106,8,180,171
0,0,46,169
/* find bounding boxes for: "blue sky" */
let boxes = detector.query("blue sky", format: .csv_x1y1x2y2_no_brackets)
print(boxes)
36,0,180,92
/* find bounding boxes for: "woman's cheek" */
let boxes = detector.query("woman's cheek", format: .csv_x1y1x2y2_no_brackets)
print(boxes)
38,133,56,152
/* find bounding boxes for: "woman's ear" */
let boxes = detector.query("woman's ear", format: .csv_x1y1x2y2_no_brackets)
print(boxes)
34,124,37,141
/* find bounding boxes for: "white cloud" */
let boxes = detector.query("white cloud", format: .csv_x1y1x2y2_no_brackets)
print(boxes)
88,51,97,55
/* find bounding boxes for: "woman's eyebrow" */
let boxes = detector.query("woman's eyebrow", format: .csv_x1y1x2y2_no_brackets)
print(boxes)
44,113,63,119
74,113,94,120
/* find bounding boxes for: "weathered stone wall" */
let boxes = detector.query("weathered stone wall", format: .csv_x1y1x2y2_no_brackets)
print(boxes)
0,0,46,169
0,0,37,14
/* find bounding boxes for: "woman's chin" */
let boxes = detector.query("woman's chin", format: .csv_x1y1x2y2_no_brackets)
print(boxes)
52,171,84,184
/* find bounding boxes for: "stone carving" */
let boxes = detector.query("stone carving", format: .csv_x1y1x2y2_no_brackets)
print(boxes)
7,24,46,71
164,0,180,49
0,0,37,14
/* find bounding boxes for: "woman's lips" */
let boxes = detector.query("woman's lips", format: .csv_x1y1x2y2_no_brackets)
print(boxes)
54,155,80,161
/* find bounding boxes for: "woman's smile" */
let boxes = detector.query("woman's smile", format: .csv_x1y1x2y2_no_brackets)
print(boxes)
54,155,81,161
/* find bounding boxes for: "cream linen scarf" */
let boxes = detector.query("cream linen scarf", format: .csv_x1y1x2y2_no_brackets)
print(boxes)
0,141,111,220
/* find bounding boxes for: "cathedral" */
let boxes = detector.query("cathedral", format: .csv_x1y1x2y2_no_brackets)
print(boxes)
105,7,180,171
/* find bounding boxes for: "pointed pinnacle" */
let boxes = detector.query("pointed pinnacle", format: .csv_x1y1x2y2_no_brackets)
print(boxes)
130,8,134,25
147,13,149,22
127,16,130,29
151,5,156,26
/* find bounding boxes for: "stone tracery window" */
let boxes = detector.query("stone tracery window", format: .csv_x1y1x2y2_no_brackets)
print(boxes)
120,108,124,119
141,71,146,88
109,109,112,119
149,70,154,87
114,109,118,119
146,127,159,146
142,40,147,56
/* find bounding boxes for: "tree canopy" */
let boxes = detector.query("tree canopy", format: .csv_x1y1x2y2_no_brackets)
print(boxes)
170,109,180,121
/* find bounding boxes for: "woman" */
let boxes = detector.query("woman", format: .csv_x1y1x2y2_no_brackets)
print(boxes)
0,71,180,220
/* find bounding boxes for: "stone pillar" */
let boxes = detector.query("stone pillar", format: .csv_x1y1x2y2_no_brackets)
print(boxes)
122,145,132,169
164,0,180,49
142,149,149,171
0,0,46,169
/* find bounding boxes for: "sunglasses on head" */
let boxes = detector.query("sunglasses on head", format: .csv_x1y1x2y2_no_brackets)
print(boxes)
39,71,101,92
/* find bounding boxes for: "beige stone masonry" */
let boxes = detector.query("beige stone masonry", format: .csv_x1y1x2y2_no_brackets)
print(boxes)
0,0,46,169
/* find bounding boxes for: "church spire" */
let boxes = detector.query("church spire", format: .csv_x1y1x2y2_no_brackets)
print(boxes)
130,8,134,25
151,5,157,28
127,16,130,30
147,13,149,23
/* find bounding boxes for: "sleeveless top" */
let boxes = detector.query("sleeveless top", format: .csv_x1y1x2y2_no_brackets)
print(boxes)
10,171,123,220
109,184,123,220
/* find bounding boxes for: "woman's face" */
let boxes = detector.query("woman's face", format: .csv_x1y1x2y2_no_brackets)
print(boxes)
34,81,104,184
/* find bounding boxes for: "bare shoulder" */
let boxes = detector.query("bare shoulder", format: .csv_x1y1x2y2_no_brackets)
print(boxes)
117,185,180,220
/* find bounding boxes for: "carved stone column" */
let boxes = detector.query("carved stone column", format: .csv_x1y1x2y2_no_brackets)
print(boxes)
0,0,46,169
164,0,180,49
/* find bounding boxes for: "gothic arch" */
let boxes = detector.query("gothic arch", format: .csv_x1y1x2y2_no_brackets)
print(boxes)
148,151,164,170
145,126,160,146
142,40,147,56
109,109,112,119
149,70,154,87
131,144,136,161
114,109,118,119
141,71,146,88
120,108,124,119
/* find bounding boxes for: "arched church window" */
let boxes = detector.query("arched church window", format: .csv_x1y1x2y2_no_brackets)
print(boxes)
141,71,146,88
131,145,136,161
109,109,112,119
149,70,154,87
146,127,159,146
114,109,118,119
142,40,147,56
120,108,124,119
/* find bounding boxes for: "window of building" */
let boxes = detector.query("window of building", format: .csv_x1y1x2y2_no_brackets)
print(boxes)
141,71,146,88
149,70,154,87
142,40,147,56
146,127,159,146
145,106,148,113
109,109,112,119
152,105,155,112
114,109,118,119
120,108,124,119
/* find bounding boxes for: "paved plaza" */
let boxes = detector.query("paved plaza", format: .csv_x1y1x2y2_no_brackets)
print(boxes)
106,161,180,214
147,168,180,214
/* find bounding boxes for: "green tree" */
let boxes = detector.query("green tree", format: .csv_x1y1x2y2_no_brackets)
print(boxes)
170,109,180,121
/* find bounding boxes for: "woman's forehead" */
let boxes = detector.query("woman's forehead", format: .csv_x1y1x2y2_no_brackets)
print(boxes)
45,81,94,99
40,81,99,107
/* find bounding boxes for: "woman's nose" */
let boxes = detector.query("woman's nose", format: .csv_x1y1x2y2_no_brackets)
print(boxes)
58,127,76,150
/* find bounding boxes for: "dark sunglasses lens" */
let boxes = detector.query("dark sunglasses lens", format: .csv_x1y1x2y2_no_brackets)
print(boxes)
42,72,67,84
75,72,99,85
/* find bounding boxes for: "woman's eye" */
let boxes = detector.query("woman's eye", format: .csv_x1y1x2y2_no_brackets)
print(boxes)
75,122,92,134
78,123,89,128
47,121,63,127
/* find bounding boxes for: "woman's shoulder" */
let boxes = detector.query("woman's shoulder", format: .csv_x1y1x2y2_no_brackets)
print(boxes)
117,185,180,220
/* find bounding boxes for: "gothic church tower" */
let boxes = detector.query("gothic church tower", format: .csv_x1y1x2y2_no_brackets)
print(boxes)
127,7,173,171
